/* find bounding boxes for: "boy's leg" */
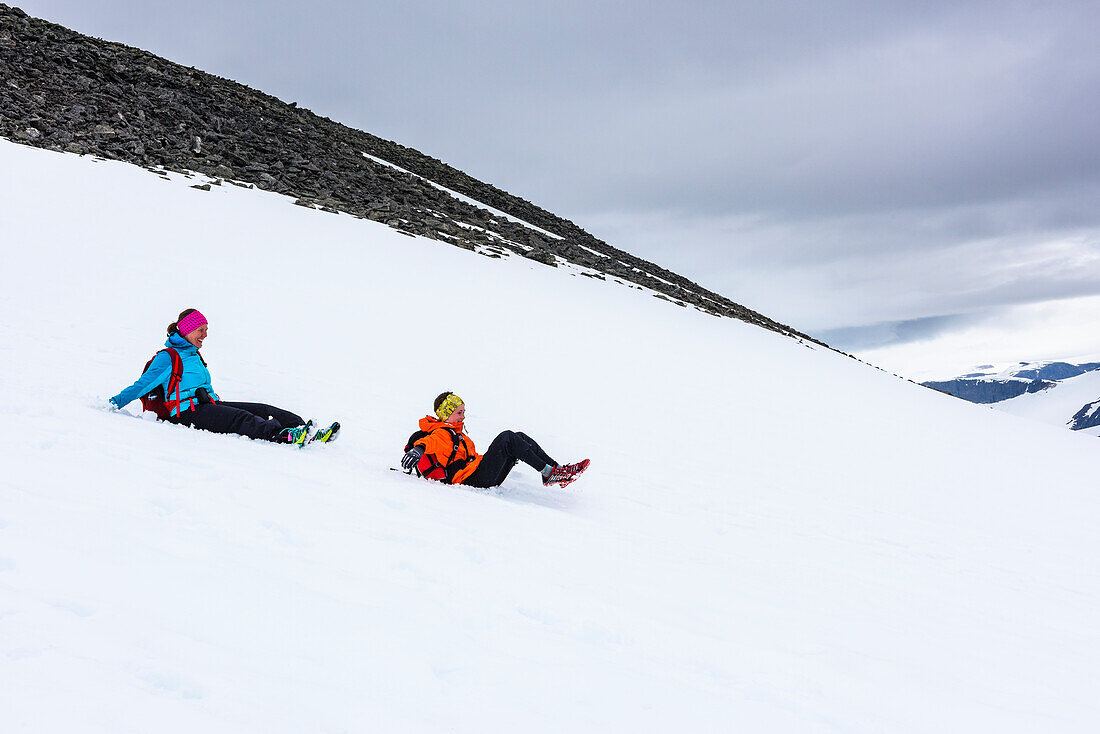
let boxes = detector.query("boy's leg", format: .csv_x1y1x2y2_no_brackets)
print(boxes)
462,430,557,488
512,431,557,469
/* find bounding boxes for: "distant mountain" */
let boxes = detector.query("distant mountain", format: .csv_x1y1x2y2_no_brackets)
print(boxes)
923,361,1100,404
1068,400,1100,431
923,377,1056,404
924,361,1100,435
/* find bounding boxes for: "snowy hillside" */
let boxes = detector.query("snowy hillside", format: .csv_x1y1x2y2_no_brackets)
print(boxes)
996,368,1100,436
3,138,1100,733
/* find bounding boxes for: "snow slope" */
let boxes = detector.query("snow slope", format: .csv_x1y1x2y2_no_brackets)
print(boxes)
2,137,1100,733
360,152,564,241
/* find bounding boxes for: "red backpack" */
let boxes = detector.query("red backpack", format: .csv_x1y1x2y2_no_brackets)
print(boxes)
403,426,473,482
139,348,185,419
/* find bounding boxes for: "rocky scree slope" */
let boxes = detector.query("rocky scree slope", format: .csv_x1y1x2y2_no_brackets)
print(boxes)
0,4,816,342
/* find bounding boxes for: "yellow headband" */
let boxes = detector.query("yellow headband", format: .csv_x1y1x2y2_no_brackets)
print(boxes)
436,393,464,420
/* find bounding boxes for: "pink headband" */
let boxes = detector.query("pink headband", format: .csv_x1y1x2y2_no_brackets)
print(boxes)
177,310,208,336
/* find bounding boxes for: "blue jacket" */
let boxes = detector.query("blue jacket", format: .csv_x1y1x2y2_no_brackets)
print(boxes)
110,333,220,416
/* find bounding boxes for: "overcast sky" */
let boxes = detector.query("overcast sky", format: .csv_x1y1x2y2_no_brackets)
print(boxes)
18,0,1100,378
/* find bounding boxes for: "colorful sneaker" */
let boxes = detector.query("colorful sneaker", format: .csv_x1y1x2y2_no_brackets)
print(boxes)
555,459,590,488
278,420,313,447
543,465,572,486
543,459,589,487
309,421,341,444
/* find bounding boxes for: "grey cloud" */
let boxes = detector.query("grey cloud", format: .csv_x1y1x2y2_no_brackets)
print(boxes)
585,203,1100,334
815,313,984,352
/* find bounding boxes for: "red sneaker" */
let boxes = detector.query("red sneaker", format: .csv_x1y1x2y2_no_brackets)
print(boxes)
545,459,590,487
543,465,572,486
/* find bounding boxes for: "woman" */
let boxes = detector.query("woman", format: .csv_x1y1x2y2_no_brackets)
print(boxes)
110,308,338,445
401,391,588,488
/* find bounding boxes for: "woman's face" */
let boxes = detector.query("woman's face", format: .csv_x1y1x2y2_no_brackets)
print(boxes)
185,324,208,349
444,403,466,424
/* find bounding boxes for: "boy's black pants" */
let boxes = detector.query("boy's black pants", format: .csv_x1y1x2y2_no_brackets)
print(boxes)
462,430,556,488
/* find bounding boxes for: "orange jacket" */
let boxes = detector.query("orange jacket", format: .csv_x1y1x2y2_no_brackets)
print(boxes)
414,416,483,484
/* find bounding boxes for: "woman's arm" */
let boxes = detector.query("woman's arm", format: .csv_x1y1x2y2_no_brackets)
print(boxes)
109,351,173,409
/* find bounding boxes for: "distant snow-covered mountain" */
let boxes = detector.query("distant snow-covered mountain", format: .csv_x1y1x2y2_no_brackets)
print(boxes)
924,361,1100,434
922,361,1100,404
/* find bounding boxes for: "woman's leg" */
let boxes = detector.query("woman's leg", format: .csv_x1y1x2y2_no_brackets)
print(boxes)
462,430,558,488
172,403,286,441
218,401,305,430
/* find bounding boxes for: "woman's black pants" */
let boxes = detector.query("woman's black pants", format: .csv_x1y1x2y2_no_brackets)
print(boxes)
169,401,305,442
462,430,557,488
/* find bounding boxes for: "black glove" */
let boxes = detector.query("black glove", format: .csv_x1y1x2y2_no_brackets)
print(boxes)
401,445,425,472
